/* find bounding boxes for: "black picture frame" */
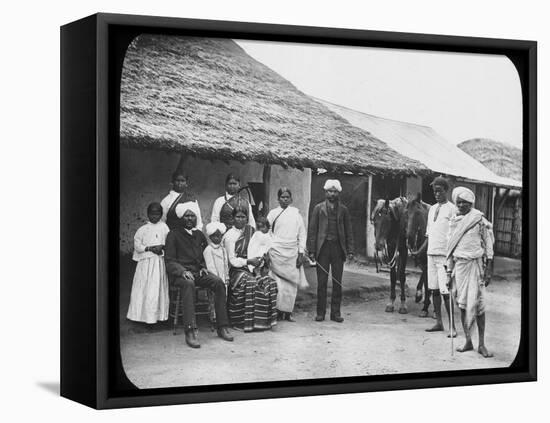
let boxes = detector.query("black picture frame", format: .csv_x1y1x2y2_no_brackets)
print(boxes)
60,12,537,409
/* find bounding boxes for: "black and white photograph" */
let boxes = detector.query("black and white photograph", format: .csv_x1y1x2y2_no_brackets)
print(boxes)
117,33,524,390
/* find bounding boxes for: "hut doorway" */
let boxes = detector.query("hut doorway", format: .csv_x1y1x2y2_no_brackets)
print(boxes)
246,182,265,218
372,175,405,203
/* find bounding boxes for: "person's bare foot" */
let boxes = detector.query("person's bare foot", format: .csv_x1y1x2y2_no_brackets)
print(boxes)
447,329,458,338
425,323,444,332
456,340,474,353
478,345,494,358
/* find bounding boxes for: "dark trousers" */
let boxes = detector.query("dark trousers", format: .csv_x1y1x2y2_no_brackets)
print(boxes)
173,273,229,331
316,240,345,317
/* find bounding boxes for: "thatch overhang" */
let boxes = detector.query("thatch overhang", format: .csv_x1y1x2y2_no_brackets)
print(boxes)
120,34,427,176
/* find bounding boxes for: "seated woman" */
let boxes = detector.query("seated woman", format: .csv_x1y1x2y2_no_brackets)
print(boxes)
223,205,278,332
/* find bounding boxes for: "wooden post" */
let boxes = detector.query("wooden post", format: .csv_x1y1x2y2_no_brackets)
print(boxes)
491,187,498,225
495,188,510,219
365,174,373,258
262,164,271,215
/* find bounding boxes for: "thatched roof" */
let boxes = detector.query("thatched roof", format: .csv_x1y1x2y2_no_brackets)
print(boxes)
458,138,522,182
318,99,522,189
120,34,426,175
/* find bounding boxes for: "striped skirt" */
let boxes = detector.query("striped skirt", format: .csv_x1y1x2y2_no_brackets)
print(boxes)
228,269,278,332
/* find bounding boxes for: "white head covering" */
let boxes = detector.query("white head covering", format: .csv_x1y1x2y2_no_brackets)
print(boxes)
175,201,200,220
323,179,342,192
452,187,475,204
205,222,227,237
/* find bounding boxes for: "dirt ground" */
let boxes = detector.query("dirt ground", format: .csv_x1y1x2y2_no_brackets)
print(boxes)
119,256,522,389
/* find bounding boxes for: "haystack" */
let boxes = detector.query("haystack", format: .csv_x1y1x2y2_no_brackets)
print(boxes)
458,138,522,182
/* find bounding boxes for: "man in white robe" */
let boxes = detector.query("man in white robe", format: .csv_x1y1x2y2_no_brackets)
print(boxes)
446,187,495,358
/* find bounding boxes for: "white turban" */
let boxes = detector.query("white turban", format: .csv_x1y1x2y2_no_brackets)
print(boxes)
205,222,227,237
452,187,475,204
175,201,200,220
323,179,342,192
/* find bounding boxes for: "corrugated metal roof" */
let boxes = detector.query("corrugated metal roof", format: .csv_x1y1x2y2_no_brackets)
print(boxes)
318,99,522,189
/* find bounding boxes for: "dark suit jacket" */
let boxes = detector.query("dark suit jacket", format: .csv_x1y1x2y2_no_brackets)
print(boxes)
307,200,354,260
165,229,208,277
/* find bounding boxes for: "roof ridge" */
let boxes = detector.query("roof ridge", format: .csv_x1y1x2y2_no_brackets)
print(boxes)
312,96,434,130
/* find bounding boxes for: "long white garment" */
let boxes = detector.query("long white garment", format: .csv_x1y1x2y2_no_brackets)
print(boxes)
447,208,494,329
203,243,229,284
267,206,307,253
267,206,308,312
211,193,256,227
247,231,273,272
160,190,203,230
127,222,170,323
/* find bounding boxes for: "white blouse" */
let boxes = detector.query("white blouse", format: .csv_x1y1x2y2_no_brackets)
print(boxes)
223,227,249,268
267,206,306,253
132,221,170,262
211,193,256,227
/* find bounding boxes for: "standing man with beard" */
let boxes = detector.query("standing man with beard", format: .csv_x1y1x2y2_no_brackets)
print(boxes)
447,187,494,357
307,179,354,323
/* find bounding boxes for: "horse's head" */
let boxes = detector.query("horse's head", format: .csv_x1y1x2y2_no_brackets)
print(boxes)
371,199,397,252
405,193,429,250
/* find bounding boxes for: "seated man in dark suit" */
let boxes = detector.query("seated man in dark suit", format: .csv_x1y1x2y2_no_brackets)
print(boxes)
307,179,354,323
164,201,233,348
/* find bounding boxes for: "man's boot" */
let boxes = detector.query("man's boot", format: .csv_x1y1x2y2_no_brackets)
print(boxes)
217,326,234,342
185,330,200,348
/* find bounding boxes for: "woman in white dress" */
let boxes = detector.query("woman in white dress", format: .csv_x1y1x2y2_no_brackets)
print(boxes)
127,202,170,324
267,187,308,322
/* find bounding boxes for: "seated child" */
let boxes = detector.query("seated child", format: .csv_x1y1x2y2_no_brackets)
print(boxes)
247,216,273,275
127,202,170,324
203,222,229,288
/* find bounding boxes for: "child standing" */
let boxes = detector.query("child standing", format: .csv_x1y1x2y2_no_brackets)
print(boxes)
127,202,170,324
203,222,230,288
247,216,273,275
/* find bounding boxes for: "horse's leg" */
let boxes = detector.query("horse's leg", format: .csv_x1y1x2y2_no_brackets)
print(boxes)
418,258,430,317
415,273,424,303
422,257,431,312
386,257,396,313
398,248,408,314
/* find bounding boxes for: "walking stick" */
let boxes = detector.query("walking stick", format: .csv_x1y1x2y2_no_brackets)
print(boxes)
450,286,454,356
445,265,454,356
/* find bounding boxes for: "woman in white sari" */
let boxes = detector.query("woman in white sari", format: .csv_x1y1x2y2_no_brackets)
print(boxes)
267,187,308,322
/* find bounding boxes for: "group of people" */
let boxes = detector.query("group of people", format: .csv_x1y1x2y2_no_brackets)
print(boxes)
127,169,495,357
127,172,355,349
417,177,495,358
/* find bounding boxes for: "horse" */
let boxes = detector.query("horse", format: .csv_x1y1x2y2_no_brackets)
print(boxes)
371,197,409,314
405,194,432,318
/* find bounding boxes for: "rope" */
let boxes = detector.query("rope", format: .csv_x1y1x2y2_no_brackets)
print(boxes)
314,261,345,288
305,248,344,288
